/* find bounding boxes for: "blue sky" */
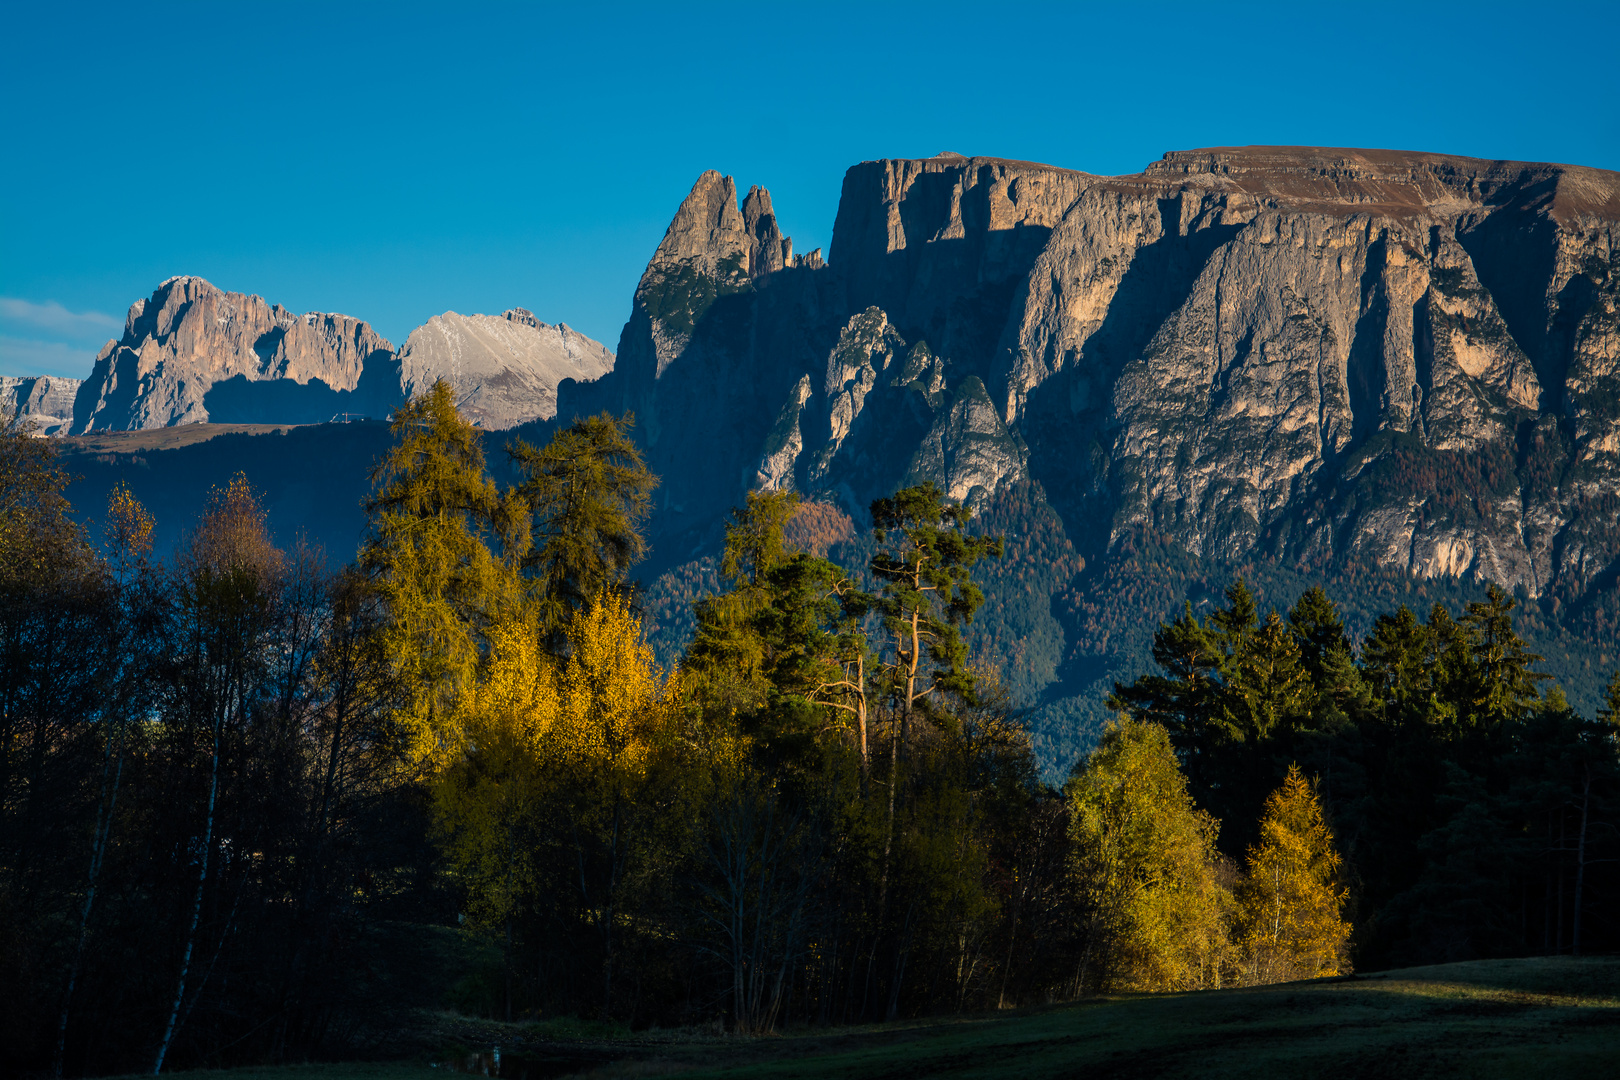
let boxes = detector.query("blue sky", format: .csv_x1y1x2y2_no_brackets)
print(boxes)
4,0,1617,379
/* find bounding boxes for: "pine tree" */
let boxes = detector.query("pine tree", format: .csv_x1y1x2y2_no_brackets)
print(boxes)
1235,765,1351,983
1107,602,1223,746
867,483,1003,734
686,490,803,712
686,491,873,772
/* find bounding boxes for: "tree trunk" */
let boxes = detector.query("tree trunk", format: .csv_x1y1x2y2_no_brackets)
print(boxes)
856,653,868,793
505,821,515,1022
153,716,222,1074
1573,768,1591,957
1556,808,1566,954
54,711,127,1078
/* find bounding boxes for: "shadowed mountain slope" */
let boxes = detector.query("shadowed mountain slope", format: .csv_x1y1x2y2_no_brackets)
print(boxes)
560,145,1620,774
48,145,1620,777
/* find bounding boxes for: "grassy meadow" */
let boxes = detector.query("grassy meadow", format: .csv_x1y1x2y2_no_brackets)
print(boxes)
112,956,1620,1080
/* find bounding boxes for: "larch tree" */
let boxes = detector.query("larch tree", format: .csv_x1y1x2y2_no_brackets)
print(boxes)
1235,764,1351,983
431,618,557,1020
552,590,685,1014
1067,717,1232,993
360,379,526,765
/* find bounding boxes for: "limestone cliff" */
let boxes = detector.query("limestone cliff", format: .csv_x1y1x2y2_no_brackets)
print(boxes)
577,149,1619,609
1,376,80,434
72,276,396,431
68,278,614,432
995,147,1619,603
396,309,614,428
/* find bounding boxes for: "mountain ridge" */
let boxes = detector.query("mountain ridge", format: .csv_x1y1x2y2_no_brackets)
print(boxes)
31,143,1620,775
52,275,614,433
552,143,1619,770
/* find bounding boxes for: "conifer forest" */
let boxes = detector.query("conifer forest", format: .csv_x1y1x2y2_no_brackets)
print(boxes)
3,384,1618,1076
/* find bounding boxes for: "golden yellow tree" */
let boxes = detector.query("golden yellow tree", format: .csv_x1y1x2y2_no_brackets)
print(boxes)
433,592,686,1016
1068,718,1233,993
433,621,556,906
553,591,676,774
1236,764,1352,983
360,380,527,767
429,619,557,1018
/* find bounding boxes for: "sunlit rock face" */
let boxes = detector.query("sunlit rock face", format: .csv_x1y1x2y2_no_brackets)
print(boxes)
72,276,396,431
2,376,80,434
566,147,1620,602
68,278,614,432
395,309,614,429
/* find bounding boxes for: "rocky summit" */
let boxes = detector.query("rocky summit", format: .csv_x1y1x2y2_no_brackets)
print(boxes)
396,309,614,428
73,276,396,430
65,276,615,432
554,146,1620,766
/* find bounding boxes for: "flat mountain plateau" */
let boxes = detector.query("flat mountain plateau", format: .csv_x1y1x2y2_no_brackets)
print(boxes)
30,144,1620,776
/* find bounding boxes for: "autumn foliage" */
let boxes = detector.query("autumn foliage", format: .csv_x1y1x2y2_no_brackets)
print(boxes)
2,389,1619,1075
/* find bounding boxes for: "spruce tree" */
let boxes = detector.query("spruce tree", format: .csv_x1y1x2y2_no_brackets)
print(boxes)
508,412,657,640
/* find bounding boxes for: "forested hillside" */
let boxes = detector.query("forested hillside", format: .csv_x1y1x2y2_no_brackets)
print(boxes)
3,391,1618,1076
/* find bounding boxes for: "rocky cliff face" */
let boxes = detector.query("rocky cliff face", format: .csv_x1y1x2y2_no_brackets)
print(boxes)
995,148,1619,606
73,276,396,431
396,309,614,428
565,147,1620,769
1,376,81,434
574,148,1619,604
68,277,615,432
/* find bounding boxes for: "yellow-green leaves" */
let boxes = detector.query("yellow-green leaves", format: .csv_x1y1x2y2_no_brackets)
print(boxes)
554,590,679,778
1067,718,1232,992
1235,765,1351,982
361,380,528,765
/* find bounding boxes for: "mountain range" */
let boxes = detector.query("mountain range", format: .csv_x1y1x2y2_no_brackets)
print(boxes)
20,145,1620,775
8,275,614,433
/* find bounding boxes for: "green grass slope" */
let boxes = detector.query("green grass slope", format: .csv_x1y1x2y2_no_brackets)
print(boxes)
108,956,1618,1080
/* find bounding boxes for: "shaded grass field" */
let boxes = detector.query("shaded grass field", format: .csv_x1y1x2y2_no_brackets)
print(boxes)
120,957,1619,1080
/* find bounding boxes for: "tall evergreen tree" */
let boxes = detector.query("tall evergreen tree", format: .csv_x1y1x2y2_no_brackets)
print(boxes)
867,483,1002,738
508,412,657,640
360,380,524,762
